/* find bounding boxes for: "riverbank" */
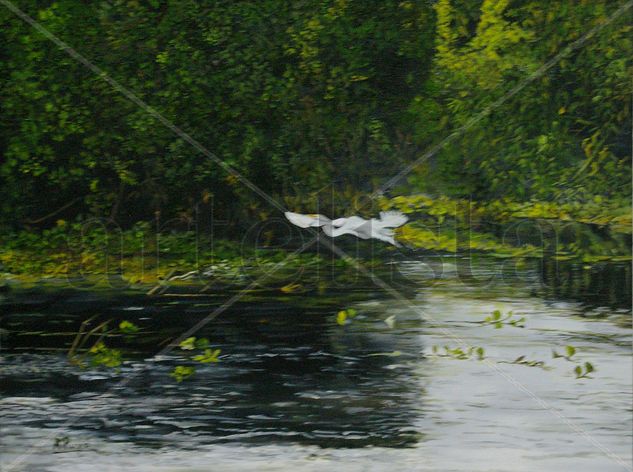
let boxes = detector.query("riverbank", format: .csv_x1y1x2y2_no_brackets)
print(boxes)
381,195,631,262
0,197,630,285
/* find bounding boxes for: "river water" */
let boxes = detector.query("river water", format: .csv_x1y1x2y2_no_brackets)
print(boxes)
0,257,631,471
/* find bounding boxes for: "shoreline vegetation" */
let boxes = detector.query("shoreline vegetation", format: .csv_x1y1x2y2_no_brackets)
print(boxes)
1,2,630,249
1,196,630,287
0,2,629,291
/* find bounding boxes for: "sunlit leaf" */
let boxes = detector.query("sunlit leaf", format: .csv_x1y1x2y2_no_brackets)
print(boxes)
171,365,195,382
565,345,576,358
119,320,139,334
280,283,303,293
179,337,197,350
193,348,221,363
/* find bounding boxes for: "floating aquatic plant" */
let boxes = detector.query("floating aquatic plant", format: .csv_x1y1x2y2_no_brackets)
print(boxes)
118,320,139,334
552,345,576,361
574,362,595,379
499,355,548,369
431,345,485,360
89,342,122,368
170,365,195,383
67,318,140,369
336,308,357,326
480,310,525,329
551,345,595,379
193,349,222,363
171,336,222,382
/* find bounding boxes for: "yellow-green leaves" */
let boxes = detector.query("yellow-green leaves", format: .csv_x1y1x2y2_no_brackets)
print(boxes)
170,366,195,383
431,345,485,361
193,349,221,364
179,337,211,351
435,0,533,89
574,362,594,379
379,194,631,261
89,342,122,368
179,336,211,351
179,337,197,351
552,345,576,361
481,310,525,329
118,320,139,334
336,308,357,326
552,345,596,380
174,337,221,381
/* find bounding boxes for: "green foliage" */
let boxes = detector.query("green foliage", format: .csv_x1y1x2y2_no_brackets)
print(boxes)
170,365,195,383
382,194,632,231
179,336,212,351
430,339,596,378
431,345,485,360
475,346,485,361
0,0,435,226
0,0,628,254
415,0,631,201
565,345,576,359
481,310,525,329
178,337,197,351
0,223,337,284
67,317,140,369
552,345,577,361
193,349,221,363
336,307,357,325
552,345,596,379
89,341,122,368
118,321,139,334
380,194,631,261
173,336,221,381
574,362,595,379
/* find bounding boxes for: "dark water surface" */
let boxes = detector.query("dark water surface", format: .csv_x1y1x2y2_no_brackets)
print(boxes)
0,257,631,471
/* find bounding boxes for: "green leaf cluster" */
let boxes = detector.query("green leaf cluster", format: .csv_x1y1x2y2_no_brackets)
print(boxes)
481,310,525,329
0,0,628,249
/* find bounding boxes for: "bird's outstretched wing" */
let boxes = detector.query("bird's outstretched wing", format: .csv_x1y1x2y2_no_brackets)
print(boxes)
286,211,405,247
372,227,399,246
337,216,368,230
378,211,408,228
324,223,373,240
285,212,331,228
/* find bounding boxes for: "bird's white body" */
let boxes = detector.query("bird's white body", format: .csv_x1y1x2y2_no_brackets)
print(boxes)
284,211,408,246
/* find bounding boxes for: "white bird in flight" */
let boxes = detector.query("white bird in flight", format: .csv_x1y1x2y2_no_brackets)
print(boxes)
284,211,408,246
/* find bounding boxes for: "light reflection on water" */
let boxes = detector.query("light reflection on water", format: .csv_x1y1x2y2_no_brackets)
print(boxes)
0,257,631,471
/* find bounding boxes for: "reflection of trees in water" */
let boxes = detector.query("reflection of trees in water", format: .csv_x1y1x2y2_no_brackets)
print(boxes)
0,290,424,448
191,302,424,447
540,260,631,308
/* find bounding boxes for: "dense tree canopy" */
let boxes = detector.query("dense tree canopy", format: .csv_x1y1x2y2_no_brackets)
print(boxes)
0,0,630,231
